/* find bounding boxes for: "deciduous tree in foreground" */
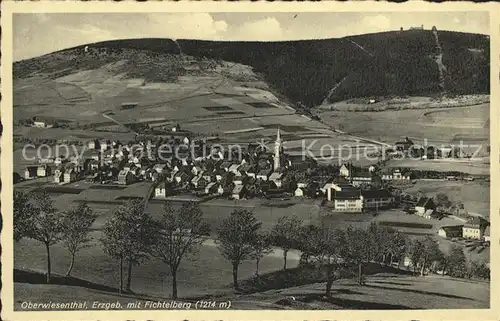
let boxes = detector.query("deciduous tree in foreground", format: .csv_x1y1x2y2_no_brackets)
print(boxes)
24,189,64,284
216,209,261,289
152,202,209,299
250,232,273,277
270,215,303,270
14,191,36,242
60,202,98,277
101,200,157,293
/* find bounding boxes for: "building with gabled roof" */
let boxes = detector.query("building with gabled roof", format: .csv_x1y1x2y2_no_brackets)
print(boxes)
155,181,173,198
415,197,436,215
438,225,463,238
24,166,38,180
361,189,394,210
463,216,488,240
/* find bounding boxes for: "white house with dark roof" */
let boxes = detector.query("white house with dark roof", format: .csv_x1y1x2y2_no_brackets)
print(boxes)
24,166,38,180
339,164,350,177
415,197,436,215
331,189,363,213
155,182,171,198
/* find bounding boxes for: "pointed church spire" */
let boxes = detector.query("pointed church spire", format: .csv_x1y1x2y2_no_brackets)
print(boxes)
274,127,282,171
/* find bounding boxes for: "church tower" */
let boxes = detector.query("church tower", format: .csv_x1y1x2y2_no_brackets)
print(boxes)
273,128,282,170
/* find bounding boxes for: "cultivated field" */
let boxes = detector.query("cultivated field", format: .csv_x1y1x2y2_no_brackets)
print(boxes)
318,102,489,148
385,158,490,175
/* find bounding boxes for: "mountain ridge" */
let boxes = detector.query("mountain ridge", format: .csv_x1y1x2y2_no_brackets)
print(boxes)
14,30,489,108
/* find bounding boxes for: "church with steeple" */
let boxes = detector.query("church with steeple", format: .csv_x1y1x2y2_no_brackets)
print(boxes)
273,128,284,170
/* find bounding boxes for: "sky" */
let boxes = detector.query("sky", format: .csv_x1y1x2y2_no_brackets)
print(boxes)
13,12,489,61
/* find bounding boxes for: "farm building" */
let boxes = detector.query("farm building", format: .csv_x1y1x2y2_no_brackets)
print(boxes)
463,217,488,240
438,225,463,238
410,25,424,30
331,190,363,213
24,166,38,180
415,197,436,215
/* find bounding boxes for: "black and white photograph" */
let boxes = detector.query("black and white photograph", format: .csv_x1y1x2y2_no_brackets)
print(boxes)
2,4,496,317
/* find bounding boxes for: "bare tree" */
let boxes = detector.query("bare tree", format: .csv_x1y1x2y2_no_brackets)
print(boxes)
152,202,209,299
216,209,261,289
270,215,303,270
60,202,98,276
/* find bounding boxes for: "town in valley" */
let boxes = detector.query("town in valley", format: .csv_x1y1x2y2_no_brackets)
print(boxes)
12,13,491,310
